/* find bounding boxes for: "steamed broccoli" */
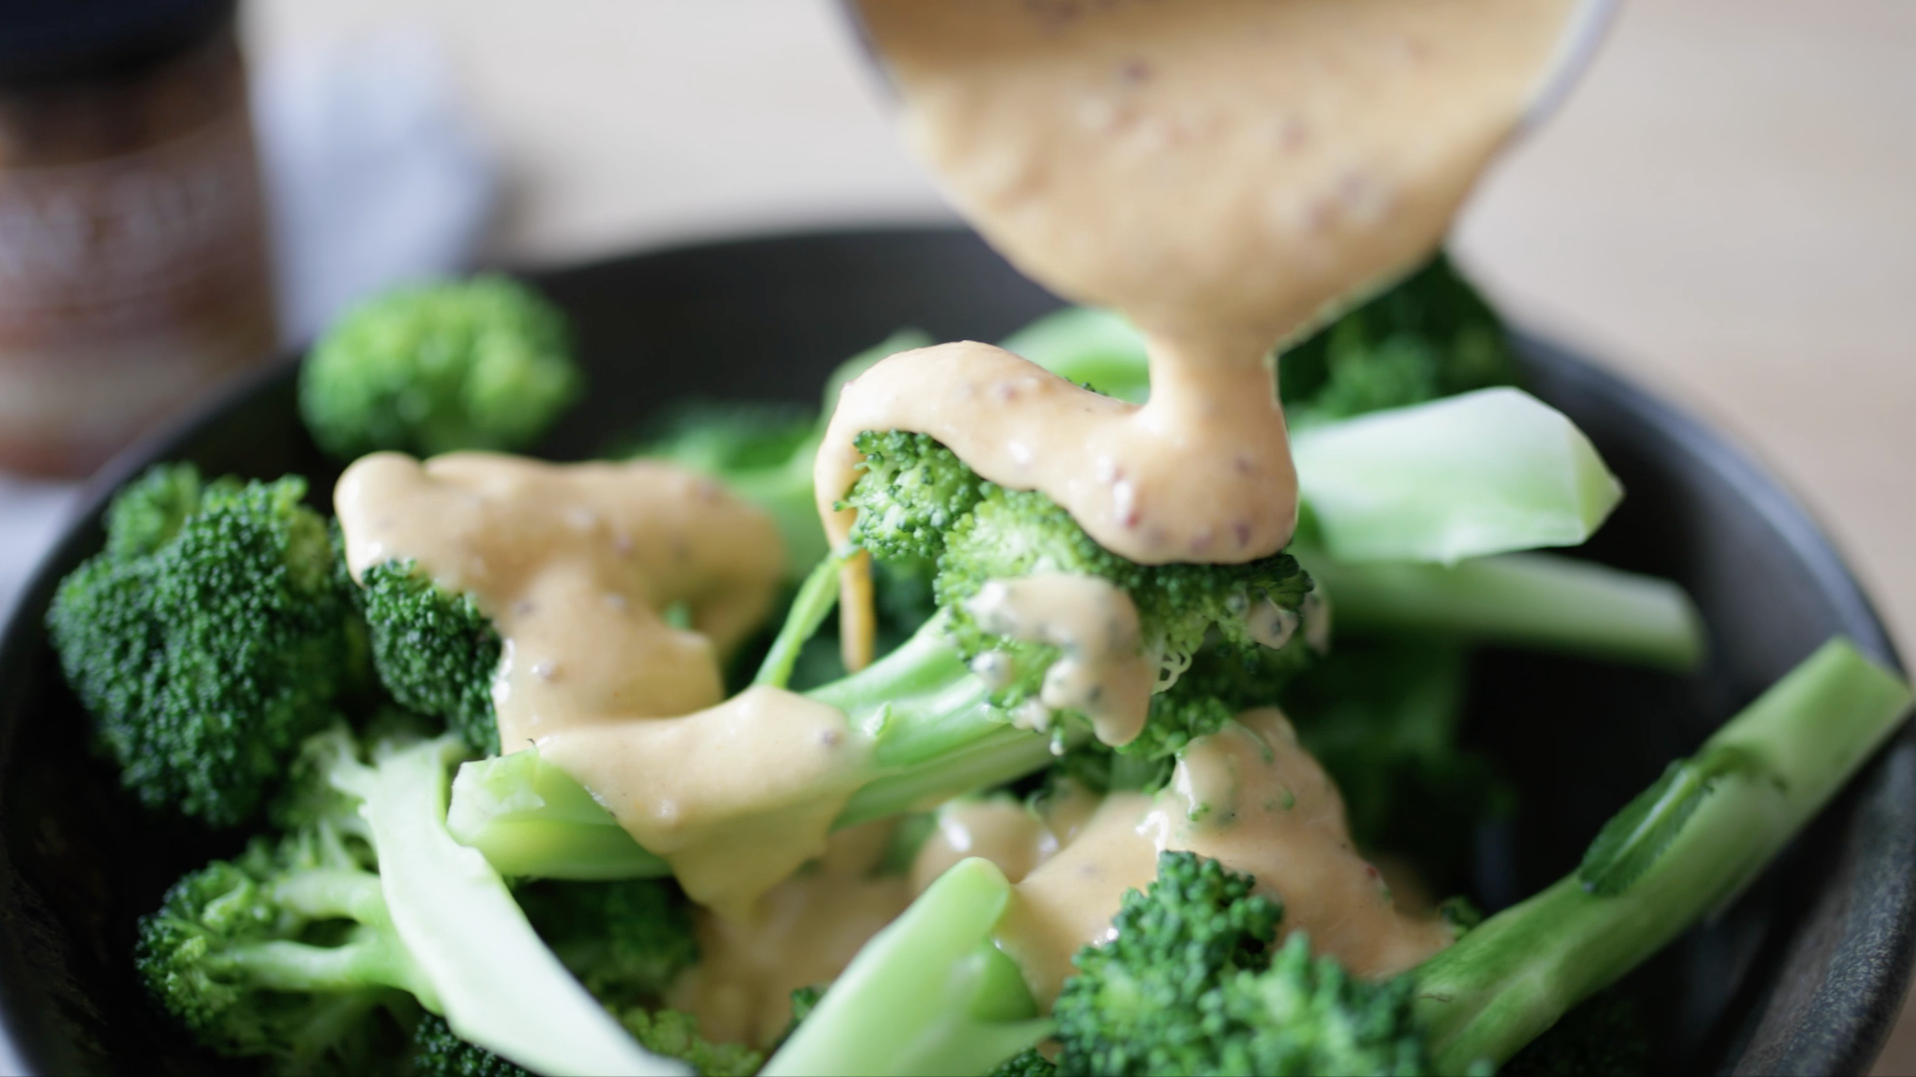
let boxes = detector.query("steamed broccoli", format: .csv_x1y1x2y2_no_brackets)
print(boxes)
443,442,1316,881
299,276,582,460
358,560,502,755
138,720,680,1076
136,817,424,1074
1053,854,1429,1077
1279,251,1519,425
46,464,365,826
767,639,1910,1077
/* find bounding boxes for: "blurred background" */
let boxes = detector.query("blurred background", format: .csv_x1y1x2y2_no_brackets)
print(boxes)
0,0,1911,1067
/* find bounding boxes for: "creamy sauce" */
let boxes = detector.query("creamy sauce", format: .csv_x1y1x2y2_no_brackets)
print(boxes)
966,573,1155,746
335,453,874,914
918,710,1453,1006
538,688,873,917
336,452,786,745
671,822,915,1048
824,0,1578,664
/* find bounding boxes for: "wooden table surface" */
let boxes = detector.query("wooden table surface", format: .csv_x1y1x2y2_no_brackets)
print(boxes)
249,1,1916,1069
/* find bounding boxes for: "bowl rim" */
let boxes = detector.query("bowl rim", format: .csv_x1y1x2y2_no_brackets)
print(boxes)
0,223,1908,1074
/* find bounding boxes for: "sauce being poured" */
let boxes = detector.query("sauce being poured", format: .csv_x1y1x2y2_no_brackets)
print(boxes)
823,0,1579,662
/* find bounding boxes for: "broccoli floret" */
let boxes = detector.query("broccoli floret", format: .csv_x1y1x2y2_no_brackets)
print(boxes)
358,560,502,755
47,464,364,826
857,431,1314,760
299,275,581,460
135,823,420,1075
846,431,989,564
140,721,677,1076
412,1013,530,1077
619,1008,764,1077
1279,251,1518,424
517,878,699,1002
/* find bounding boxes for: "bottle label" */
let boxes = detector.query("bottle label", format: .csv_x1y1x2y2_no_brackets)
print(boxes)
0,105,276,475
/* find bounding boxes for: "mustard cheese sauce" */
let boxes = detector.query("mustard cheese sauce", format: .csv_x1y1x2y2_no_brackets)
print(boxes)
919,710,1452,1006
670,822,915,1048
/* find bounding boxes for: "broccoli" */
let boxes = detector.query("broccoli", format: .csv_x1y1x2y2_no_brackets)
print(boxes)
619,1009,766,1077
358,560,502,755
764,638,1910,1076
46,464,365,826
1279,251,1519,426
299,275,582,460
135,822,424,1074
413,1013,532,1077
137,720,684,1076
443,443,1317,881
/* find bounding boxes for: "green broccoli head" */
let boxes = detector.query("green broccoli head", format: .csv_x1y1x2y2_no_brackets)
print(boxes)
517,878,700,1003
1053,851,1431,1077
135,820,414,1074
299,275,582,460
358,561,502,756
837,432,1314,771
1280,251,1518,425
411,1014,531,1077
846,430,989,564
47,465,366,826
618,1008,766,1077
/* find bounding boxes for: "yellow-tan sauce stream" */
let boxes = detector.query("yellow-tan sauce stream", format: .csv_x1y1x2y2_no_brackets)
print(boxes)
334,452,871,915
823,0,1579,666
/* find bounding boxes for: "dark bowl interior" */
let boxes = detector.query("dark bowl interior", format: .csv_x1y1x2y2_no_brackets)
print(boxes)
0,227,1909,1075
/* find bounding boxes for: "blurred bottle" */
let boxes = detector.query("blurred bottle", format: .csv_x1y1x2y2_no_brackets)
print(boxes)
0,0,275,476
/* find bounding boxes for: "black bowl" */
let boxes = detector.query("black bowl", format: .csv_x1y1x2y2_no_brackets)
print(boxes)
0,228,1909,1075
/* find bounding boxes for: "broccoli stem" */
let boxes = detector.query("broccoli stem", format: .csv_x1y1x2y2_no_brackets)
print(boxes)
763,857,1052,1077
223,938,426,997
1413,638,1912,1072
341,734,685,1076
1302,549,1705,671
449,614,1053,881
